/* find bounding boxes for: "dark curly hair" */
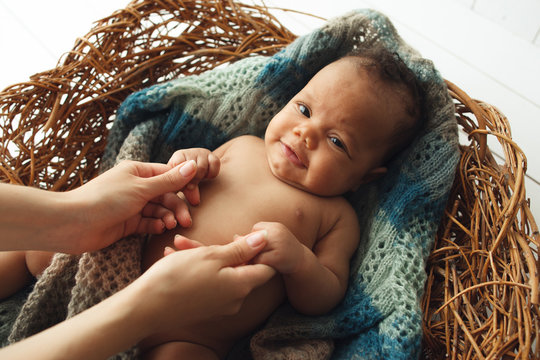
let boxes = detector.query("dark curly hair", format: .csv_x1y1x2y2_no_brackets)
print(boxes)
344,45,426,164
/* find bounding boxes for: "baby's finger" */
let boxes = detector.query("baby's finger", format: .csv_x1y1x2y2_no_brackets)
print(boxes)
167,151,188,167
206,153,221,179
183,184,201,206
194,153,211,182
136,218,166,235
155,192,192,228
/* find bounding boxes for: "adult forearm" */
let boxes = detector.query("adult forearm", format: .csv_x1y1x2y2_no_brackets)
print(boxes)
0,183,77,252
0,280,149,360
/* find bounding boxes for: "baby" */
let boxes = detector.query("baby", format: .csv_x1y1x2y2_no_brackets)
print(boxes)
139,47,425,359
0,46,424,359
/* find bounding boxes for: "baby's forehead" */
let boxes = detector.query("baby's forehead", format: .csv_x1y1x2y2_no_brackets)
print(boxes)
304,59,378,99
303,58,412,129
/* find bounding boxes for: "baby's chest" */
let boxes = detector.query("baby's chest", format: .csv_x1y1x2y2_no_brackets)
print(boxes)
189,180,325,249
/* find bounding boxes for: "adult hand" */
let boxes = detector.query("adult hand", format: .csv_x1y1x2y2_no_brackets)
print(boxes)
128,230,276,334
63,160,198,253
1,160,196,253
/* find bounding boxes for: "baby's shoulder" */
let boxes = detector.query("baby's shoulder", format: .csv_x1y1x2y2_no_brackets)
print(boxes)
319,196,358,229
216,135,263,158
322,195,356,214
315,196,359,252
229,135,262,147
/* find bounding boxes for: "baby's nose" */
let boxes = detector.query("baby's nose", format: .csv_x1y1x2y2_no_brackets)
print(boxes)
304,136,314,150
293,127,315,149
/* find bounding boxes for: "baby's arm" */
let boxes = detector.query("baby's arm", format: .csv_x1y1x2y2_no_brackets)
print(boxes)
252,205,359,315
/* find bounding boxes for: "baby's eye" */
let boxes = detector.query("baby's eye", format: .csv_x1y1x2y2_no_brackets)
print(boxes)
298,104,311,118
330,137,345,149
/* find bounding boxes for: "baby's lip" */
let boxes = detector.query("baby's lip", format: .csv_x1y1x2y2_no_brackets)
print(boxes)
280,141,307,168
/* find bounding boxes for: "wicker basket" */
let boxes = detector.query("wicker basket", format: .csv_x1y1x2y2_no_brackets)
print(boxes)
422,81,539,359
0,1,538,358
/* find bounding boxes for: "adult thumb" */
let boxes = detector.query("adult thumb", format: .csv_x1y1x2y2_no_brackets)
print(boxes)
220,231,275,289
218,231,268,267
143,160,197,199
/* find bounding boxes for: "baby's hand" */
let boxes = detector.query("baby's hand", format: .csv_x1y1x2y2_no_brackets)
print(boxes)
168,148,220,205
250,222,305,275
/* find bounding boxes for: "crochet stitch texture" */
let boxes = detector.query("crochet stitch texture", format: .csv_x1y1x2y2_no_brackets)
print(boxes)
1,9,459,359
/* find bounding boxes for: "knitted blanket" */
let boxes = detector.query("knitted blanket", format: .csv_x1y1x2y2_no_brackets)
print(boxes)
1,9,459,359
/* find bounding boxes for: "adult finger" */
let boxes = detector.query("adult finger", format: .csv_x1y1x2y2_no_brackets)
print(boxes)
164,235,204,256
140,160,197,199
173,235,204,251
215,231,268,267
225,263,276,291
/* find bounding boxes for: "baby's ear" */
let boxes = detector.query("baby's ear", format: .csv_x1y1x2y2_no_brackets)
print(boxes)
358,167,387,187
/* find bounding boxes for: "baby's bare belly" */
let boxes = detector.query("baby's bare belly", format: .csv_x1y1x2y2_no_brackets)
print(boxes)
140,187,318,355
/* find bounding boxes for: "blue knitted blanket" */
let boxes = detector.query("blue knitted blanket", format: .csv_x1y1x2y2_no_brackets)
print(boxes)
5,9,459,359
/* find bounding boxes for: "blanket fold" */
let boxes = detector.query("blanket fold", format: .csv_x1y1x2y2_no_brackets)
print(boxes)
1,9,459,360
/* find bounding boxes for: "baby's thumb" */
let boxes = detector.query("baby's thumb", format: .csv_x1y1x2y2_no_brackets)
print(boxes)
144,160,197,198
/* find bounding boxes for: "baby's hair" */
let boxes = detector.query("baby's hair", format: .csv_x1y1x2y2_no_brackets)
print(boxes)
344,46,426,164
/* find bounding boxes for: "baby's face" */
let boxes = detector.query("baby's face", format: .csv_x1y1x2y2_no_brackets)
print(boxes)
264,57,398,196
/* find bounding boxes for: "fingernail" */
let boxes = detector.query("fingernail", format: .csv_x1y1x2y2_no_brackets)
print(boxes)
246,230,267,248
179,160,196,177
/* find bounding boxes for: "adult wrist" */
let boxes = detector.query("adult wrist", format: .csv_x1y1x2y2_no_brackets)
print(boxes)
113,275,162,340
54,190,93,253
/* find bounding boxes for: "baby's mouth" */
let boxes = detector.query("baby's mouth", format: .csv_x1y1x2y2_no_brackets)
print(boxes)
280,142,306,168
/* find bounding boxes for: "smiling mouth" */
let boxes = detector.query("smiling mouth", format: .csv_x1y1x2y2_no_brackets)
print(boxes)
280,142,306,168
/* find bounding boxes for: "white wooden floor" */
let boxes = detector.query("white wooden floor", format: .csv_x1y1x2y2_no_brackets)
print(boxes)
1,0,538,221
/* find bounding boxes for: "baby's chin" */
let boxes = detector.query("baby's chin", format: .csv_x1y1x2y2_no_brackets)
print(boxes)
268,166,309,193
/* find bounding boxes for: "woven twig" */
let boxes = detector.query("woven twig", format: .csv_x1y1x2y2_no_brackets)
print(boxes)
422,80,539,360
0,0,295,191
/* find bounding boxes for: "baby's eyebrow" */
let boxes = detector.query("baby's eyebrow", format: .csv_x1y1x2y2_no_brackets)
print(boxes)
298,87,317,104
